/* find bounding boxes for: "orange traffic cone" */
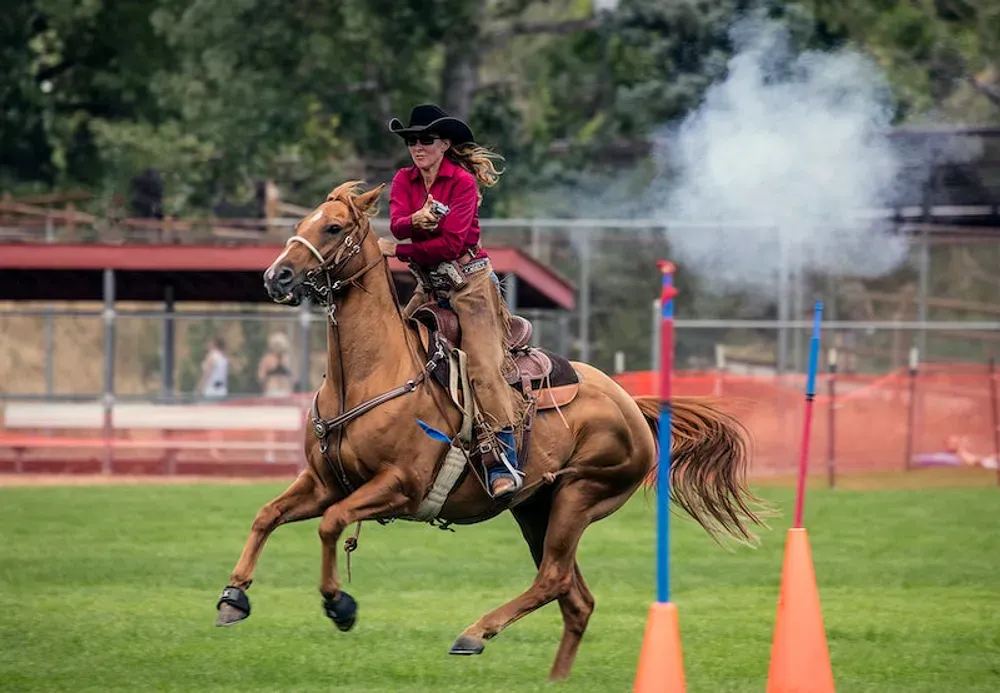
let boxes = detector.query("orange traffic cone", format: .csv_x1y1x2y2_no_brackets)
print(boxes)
633,601,686,693
766,528,836,693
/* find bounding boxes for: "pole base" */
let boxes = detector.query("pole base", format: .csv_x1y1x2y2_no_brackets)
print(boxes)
766,528,836,693
633,601,686,693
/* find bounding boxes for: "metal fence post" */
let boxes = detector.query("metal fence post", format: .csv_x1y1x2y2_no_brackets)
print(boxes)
44,305,55,395
578,230,592,362
102,268,116,475
161,284,175,399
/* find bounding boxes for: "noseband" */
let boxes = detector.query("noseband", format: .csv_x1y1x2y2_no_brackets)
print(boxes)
284,214,378,316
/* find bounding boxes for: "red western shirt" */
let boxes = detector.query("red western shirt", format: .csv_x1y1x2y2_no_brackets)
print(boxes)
388,157,488,266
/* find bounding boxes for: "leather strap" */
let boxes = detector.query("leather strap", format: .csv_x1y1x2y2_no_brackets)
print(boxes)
311,377,422,437
309,342,447,494
412,345,476,521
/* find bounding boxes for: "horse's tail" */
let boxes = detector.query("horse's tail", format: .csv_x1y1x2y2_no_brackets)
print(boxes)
633,396,772,546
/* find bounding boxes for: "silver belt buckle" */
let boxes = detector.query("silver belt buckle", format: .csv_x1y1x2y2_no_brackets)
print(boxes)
462,258,489,275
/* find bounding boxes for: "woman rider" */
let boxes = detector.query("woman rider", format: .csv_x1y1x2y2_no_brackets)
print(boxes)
376,103,524,499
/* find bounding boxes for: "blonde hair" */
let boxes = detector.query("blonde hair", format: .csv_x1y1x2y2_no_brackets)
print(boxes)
446,143,505,203
268,332,291,355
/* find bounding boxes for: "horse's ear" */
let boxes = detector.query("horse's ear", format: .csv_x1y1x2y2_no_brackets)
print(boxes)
354,183,386,213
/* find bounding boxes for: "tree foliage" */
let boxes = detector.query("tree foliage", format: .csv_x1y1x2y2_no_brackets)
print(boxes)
5,0,994,208
805,0,1000,121
3,1,997,374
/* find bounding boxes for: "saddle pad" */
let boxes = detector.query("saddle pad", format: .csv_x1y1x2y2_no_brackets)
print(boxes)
511,348,579,391
536,383,580,411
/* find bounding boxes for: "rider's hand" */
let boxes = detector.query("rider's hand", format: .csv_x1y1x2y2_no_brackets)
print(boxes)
377,237,398,257
410,195,440,230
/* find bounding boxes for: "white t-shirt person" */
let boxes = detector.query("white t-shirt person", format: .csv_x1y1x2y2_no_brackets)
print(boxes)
199,338,229,399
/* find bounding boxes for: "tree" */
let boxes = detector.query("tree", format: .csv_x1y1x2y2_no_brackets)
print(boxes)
0,0,174,190
805,0,1000,122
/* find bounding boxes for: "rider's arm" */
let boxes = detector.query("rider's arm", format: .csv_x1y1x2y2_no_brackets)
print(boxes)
389,170,417,240
395,174,477,265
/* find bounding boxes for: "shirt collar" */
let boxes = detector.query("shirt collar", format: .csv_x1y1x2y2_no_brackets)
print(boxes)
437,157,457,178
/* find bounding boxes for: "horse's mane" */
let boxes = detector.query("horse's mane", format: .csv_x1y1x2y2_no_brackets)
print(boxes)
325,180,381,219
324,179,419,352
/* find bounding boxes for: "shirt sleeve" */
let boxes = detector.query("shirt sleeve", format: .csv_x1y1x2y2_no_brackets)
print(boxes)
395,175,478,265
389,171,416,240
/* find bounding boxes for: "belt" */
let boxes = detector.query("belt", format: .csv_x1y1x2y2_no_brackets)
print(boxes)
410,245,484,273
459,257,490,274
408,255,490,293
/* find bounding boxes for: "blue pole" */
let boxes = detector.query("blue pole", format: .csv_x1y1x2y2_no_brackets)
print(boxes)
793,301,823,528
656,263,677,604
806,301,823,397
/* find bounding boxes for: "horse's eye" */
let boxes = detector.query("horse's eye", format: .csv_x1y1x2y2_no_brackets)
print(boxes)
326,225,341,235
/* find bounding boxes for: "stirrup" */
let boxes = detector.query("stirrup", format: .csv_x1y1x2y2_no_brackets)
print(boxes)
488,450,524,498
489,469,523,498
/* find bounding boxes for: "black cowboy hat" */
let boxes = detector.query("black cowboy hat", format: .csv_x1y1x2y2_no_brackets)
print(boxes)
387,103,475,145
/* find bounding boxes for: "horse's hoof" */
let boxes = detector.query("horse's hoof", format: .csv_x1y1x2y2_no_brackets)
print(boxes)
215,585,251,626
323,591,357,632
215,602,249,626
448,634,485,656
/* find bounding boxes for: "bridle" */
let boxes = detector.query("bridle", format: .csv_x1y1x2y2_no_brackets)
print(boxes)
281,202,448,497
282,207,382,321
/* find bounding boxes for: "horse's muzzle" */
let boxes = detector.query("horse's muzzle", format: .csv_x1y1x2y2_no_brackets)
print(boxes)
263,265,304,305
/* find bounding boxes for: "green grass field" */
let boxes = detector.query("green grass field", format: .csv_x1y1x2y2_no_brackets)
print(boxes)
1,476,998,692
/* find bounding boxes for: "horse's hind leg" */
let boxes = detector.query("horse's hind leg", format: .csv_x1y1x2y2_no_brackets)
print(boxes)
215,470,330,626
510,488,552,568
449,480,604,678
550,563,595,680
507,490,596,680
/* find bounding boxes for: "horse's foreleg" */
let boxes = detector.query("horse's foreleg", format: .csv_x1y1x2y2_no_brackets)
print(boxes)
228,470,328,587
316,468,413,632
449,482,592,662
215,470,329,626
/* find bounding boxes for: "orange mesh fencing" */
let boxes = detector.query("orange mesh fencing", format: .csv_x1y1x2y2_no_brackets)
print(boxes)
614,366,999,476
1,370,996,478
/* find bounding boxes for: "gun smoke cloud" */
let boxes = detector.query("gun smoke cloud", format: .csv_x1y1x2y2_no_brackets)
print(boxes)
648,16,917,291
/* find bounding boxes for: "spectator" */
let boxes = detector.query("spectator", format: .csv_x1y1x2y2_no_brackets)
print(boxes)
198,337,229,400
257,332,296,397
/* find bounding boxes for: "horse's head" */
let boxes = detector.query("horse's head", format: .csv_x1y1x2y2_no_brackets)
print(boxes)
264,181,385,305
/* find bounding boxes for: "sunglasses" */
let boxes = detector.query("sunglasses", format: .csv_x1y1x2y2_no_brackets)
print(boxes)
404,135,440,147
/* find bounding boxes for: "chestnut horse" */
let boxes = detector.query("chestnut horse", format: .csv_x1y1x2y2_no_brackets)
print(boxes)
214,181,766,680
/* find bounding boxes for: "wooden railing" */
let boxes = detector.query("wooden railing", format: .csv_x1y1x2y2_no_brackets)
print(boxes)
0,196,293,245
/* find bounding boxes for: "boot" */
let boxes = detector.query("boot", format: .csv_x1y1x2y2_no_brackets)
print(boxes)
487,427,522,499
